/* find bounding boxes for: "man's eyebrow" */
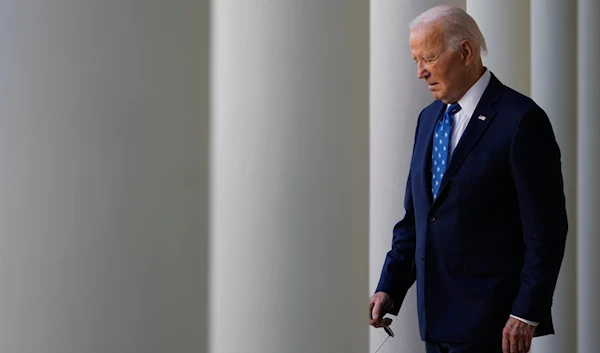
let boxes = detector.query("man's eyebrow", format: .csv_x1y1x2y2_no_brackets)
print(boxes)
413,53,437,61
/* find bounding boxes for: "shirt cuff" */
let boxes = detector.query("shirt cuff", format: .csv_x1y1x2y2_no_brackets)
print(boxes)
510,314,539,327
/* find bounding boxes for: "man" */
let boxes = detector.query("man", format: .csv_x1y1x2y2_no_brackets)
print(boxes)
369,5,567,353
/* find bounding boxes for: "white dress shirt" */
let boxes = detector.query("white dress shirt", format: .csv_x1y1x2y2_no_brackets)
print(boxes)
447,69,538,327
447,69,490,158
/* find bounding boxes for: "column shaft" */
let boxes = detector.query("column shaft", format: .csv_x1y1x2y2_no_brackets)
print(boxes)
467,0,531,95
210,2,369,352
530,1,578,352
577,0,600,351
0,1,209,352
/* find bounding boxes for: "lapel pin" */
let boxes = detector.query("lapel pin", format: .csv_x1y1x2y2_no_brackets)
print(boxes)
478,115,487,121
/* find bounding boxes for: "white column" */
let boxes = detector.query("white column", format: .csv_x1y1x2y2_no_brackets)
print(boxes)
0,1,208,352
529,1,577,352
577,0,600,352
369,1,465,352
210,2,369,353
467,0,531,95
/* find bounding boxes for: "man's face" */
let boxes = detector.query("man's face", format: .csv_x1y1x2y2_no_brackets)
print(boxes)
409,24,466,103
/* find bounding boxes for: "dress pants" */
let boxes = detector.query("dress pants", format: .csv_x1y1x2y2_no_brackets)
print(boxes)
425,339,503,353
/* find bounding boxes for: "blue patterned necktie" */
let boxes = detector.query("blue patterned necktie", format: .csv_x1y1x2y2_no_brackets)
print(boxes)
431,103,461,199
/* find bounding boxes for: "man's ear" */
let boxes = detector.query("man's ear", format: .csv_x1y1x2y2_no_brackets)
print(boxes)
461,40,474,65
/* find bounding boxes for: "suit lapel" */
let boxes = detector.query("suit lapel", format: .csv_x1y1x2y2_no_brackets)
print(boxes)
419,101,446,207
433,74,503,204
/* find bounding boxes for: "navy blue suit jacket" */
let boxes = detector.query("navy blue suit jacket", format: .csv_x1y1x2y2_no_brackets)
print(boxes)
376,73,568,343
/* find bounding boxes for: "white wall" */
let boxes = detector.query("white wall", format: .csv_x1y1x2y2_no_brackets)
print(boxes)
0,1,209,352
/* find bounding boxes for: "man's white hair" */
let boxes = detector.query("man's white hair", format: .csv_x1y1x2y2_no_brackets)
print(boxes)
409,5,487,56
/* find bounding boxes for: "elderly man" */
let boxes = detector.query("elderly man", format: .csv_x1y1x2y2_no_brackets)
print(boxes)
369,5,567,353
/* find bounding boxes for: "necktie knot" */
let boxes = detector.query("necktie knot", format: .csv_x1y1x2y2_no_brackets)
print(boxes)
447,102,461,116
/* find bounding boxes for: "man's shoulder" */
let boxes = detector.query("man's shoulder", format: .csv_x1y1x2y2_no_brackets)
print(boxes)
498,85,540,113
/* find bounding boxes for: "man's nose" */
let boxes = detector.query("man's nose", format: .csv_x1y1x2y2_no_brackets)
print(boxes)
417,62,429,79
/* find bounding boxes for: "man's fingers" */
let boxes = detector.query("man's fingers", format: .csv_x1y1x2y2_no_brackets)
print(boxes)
517,337,525,353
372,302,381,320
369,318,393,328
502,333,510,353
370,318,385,327
501,317,535,353
371,320,384,328
523,332,533,353
509,331,518,353
524,337,532,352
369,292,393,329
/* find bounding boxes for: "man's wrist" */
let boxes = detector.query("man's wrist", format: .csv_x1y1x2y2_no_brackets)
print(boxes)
510,314,539,327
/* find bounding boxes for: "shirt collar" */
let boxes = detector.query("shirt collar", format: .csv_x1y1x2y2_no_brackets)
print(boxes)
448,68,491,118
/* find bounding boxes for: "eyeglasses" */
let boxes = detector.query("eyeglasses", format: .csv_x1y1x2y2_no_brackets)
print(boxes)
374,326,394,353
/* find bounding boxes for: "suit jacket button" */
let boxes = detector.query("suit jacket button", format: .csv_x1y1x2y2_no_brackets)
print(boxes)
428,215,436,222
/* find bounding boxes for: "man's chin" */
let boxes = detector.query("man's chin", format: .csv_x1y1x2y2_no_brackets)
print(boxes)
431,91,452,103
431,92,444,101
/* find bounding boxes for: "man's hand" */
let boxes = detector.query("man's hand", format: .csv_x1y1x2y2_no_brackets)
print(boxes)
369,291,393,328
502,316,535,353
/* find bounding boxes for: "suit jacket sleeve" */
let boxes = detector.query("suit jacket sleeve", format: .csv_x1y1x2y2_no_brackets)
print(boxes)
375,115,421,316
509,107,568,322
